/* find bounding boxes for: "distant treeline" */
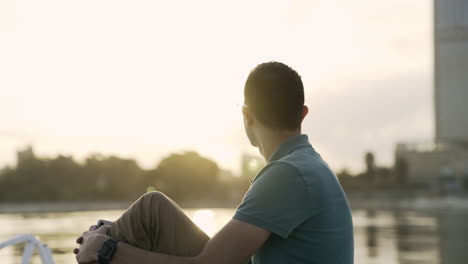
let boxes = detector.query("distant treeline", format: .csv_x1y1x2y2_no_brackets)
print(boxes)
0,147,415,203
0,147,250,203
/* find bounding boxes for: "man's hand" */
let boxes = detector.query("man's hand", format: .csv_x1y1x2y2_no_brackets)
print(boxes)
69,219,269,264
74,225,110,263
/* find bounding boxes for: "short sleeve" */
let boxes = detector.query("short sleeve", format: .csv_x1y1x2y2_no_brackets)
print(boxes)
233,162,315,238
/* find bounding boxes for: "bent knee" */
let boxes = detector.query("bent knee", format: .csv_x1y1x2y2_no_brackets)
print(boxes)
140,191,170,204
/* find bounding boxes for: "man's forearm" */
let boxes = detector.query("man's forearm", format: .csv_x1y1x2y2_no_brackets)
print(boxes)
111,241,198,264
104,219,268,264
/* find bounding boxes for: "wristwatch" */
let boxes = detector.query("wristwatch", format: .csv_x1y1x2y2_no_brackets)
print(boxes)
98,238,118,264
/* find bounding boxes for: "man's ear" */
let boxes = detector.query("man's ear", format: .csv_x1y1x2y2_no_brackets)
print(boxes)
301,105,309,122
242,106,254,126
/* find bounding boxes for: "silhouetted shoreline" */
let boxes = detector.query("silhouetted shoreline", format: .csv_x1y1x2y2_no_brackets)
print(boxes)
0,199,239,214
1,195,467,214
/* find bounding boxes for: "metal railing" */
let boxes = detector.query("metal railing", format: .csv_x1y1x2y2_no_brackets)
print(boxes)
0,234,55,264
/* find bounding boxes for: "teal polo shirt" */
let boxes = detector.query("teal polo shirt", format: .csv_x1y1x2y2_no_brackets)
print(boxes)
234,134,354,264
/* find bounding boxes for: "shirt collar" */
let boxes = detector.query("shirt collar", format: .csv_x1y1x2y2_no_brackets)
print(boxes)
268,134,312,163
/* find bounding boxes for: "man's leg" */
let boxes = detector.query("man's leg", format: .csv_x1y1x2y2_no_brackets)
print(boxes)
108,191,210,257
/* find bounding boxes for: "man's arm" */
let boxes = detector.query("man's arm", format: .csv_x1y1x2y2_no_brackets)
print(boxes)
76,219,270,264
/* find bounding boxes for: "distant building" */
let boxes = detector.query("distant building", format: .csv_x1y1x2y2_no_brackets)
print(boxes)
395,143,468,189
434,0,468,147
395,0,468,191
16,145,35,165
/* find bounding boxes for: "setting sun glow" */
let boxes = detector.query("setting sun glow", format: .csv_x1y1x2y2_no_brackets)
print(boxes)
0,0,432,173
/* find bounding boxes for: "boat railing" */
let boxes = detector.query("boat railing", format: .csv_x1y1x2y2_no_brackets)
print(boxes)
0,234,55,264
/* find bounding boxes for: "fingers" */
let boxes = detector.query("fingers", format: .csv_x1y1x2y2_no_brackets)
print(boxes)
74,225,97,256
96,224,111,235
76,225,107,244
76,230,88,244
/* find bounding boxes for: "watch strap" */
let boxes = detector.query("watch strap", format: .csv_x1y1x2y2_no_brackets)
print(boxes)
98,238,118,264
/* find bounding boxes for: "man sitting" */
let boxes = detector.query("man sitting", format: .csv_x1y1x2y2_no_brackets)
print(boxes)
75,61,354,264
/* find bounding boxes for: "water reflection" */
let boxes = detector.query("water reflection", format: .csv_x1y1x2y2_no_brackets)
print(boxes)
437,211,468,264
191,209,216,236
0,208,467,264
393,211,439,264
365,210,377,257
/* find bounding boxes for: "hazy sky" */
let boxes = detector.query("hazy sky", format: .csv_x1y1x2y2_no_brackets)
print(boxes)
0,0,433,174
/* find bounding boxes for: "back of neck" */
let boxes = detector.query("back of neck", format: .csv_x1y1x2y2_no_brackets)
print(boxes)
257,130,301,161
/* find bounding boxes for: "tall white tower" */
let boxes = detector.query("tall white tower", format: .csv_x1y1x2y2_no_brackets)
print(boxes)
434,0,468,147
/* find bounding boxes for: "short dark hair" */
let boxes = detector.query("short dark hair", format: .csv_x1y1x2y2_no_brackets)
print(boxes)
244,61,304,130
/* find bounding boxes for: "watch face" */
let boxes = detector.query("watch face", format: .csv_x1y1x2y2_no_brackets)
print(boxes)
99,244,113,258
99,240,116,260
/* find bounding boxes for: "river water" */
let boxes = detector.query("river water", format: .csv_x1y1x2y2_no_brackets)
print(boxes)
1,208,467,264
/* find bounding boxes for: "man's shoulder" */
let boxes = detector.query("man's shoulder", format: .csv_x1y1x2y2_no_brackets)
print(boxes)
273,148,339,191
253,147,336,192
254,160,302,184
276,147,326,175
